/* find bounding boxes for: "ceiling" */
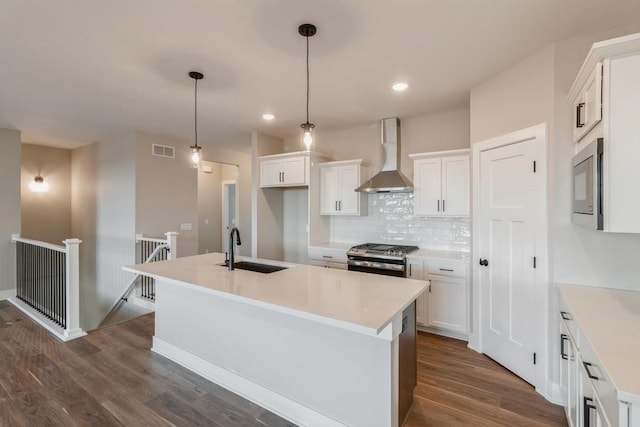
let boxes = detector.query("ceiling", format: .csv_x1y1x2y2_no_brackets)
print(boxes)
2,0,640,151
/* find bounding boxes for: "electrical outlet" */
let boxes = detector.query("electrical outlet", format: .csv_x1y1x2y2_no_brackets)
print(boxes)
180,223,192,231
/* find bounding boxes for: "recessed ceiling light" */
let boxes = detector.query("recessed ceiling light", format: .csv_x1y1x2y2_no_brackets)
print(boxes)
262,113,275,121
392,82,409,92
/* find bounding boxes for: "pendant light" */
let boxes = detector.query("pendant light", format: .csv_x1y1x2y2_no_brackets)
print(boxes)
299,23,317,150
189,71,204,168
29,175,49,193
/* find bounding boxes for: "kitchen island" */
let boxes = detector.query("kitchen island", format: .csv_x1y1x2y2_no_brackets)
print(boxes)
124,253,427,427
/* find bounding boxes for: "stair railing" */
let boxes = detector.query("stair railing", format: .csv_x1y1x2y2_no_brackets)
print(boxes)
99,232,177,327
10,234,86,341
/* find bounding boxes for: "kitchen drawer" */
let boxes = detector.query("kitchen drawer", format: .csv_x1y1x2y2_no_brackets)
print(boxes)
579,333,619,427
426,261,466,278
308,246,348,264
558,297,579,348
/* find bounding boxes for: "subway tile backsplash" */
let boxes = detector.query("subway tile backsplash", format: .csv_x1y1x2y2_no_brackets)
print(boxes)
330,193,470,251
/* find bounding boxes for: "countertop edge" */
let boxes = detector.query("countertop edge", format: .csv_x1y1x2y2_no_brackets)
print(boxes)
123,265,414,339
557,283,640,403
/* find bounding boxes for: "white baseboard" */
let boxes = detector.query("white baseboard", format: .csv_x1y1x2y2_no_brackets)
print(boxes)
132,295,156,311
8,298,87,342
546,380,563,405
152,337,344,427
0,288,16,301
417,325,468,342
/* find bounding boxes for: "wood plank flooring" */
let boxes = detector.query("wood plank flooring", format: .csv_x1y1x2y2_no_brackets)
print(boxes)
0,300,567,426
405,333,567,426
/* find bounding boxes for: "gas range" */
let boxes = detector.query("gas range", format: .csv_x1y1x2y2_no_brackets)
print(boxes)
347,243,419,277
347,243,419,260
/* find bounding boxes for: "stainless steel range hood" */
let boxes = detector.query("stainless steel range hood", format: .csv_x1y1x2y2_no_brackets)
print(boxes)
356,117,413,193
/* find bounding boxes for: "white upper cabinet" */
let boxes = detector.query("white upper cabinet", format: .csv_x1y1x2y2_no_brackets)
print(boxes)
319,160,367,216
572,62,603,143
410,149,470,217
569,33,640,233
260,152,310,188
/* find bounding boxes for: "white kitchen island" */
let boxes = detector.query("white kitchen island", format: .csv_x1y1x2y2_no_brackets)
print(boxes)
124,253,427,427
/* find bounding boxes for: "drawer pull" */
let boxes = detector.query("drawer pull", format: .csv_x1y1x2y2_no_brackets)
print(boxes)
576,102,586,128
560,334,568,360
322,255,333,259
583,361,600,380
560,311,572,321
439,268,454,272
583,397,596,427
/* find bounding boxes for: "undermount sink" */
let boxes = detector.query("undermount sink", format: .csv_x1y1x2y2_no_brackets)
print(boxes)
219,261,288,274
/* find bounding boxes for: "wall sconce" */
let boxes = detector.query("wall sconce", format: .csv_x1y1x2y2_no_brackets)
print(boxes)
29,175,49,193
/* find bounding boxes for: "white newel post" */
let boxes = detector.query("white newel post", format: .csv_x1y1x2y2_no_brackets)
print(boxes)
165,232,178,260
63,238,86,340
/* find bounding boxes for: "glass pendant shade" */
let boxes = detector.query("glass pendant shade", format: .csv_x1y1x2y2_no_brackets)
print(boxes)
29,175,49,193
190,145,201,168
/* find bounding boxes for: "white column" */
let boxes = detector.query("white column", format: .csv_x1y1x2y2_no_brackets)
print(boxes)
165,232,178,260
63,238,86,340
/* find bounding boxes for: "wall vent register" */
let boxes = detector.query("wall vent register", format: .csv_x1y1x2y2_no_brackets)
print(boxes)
152,144,175,159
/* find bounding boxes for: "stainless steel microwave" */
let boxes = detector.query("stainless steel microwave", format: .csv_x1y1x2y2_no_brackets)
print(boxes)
572,138,603,230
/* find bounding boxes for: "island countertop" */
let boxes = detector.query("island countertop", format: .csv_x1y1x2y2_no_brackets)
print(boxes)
124,253,427,337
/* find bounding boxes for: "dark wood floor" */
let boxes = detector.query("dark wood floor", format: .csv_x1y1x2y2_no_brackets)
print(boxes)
406,333,567,426
0,300,566,426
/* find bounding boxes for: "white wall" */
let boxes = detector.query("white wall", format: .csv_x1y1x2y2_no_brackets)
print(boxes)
71,135,137,330
135,132,199,256
470,46,555,144
0,129,21,295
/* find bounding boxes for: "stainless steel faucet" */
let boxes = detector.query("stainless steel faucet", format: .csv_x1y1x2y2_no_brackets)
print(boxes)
228,227,241,270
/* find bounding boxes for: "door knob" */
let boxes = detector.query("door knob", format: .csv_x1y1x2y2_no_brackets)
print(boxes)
479,258,489,267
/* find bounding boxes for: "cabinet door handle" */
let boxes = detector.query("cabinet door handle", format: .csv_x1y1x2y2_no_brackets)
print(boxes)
583,397,596,427
560,334,569,360
576,102,585,128
583,362,600,380
409,264,412,276
437,200,440,212
439,268,454,272
560,311,572,321
442,199,445,212
339,201,342,211
335,201,338,211
282,172,285,182
428,283,431,293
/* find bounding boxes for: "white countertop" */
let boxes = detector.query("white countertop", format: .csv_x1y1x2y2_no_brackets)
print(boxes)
558,283,640,403
406,249,471,263
124,253,427,337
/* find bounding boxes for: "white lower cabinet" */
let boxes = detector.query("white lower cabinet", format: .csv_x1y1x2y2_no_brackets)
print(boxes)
558,305,635,427
308,246,348,270
407,256,469,338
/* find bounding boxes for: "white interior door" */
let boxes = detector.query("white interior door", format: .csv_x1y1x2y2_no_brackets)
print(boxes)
478,135,541,386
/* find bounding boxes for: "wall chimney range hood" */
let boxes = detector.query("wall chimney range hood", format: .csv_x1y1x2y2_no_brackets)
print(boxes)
356,117,414,193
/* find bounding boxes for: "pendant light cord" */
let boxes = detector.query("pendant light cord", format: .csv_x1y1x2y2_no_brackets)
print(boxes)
194,78,198,147
306,35,310,124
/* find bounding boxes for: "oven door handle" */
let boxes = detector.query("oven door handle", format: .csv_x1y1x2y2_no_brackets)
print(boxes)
347,260,405,272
